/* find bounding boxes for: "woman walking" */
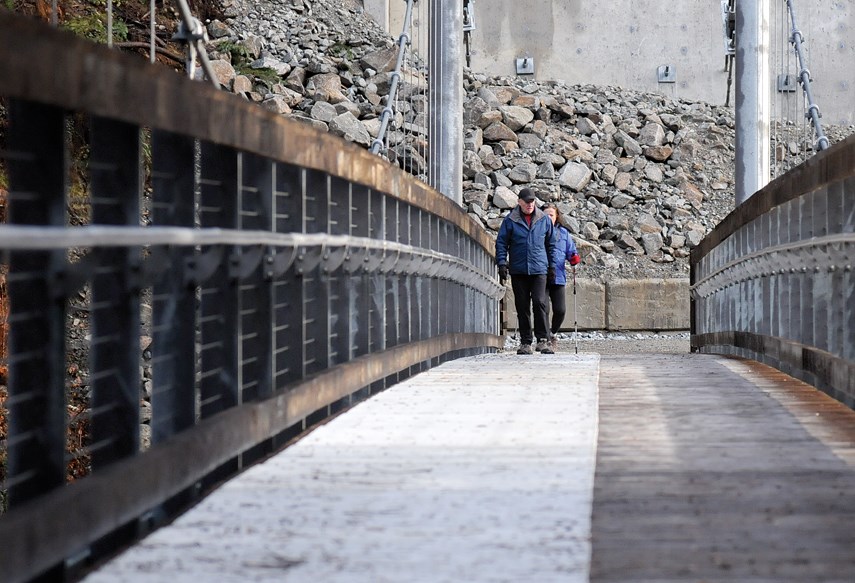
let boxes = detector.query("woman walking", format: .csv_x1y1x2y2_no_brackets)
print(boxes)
543,204,581,352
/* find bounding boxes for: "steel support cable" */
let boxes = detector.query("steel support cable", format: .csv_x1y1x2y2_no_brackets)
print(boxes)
785,0,828,151
172,0,220,88
423,0,429,185
771,3,786,178
371,0,416,154
408,5,416,177
429,0,438,189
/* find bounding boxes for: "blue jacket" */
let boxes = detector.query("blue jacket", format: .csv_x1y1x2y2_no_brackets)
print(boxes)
495,206,555,275
549,225,578,286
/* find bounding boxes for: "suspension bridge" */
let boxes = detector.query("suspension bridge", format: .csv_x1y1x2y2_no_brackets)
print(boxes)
0,3,853,582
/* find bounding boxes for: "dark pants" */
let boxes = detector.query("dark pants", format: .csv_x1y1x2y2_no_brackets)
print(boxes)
511,274,548,345
547,283,566,335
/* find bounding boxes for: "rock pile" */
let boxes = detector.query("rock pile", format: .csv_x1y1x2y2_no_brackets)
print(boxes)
460,77,736,280
206,0,852,281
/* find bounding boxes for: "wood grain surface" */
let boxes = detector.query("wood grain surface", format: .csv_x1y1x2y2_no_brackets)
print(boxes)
591,353,855,582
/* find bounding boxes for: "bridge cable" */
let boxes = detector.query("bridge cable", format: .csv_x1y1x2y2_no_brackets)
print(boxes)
415,0,428,183
785,0,829,153
171,0,220,89
370,0,417,156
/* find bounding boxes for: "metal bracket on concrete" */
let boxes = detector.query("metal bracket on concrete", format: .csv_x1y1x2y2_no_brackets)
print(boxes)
515,57,534,75
777,73,798,92
657,64,676,83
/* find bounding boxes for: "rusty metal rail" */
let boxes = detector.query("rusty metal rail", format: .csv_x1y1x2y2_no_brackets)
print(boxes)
691,132,855,409
0,12,502,583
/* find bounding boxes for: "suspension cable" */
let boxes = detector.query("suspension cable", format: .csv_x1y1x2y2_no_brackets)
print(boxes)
418,0,428,183
172,0,220,88
371,0,417,154
785,0,829,151
771,0,779,177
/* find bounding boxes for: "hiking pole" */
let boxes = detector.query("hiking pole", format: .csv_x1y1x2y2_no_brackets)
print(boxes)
509,280,518,344
572,265,578,354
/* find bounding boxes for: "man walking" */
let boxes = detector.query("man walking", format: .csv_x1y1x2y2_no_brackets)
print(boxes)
496,188,556,355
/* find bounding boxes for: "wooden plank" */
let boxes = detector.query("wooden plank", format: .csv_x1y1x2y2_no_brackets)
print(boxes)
591,354,855,582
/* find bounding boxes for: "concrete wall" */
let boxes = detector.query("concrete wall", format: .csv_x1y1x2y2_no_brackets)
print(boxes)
364,0,855,126
502,278,690,332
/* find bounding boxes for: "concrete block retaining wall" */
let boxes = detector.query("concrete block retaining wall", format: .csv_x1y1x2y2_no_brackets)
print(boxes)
502,278,690,332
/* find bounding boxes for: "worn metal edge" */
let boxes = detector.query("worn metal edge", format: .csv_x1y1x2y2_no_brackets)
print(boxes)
0,331,502,583
691,330,855,410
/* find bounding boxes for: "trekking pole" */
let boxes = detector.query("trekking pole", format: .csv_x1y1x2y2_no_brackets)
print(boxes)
509,281,518,344
573,265,578,354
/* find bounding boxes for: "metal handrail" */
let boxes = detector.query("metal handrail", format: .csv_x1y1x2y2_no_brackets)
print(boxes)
0,13,501,583
690,134,855,409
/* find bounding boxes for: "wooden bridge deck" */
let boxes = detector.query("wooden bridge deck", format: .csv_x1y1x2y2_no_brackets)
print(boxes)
82,352,855,582
592,354,855,582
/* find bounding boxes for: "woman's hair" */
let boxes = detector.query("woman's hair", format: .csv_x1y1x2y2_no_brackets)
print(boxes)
543,202,562,223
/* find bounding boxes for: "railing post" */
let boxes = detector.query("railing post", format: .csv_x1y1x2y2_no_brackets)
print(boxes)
150,131,197,443
198,142,239,420
236,153,274,404
272,163,304,391
5,100,68,506
89,117,142,467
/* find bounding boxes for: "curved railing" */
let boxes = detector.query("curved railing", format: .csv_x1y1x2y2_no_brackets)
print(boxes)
691,132,855,409
0,13,502,582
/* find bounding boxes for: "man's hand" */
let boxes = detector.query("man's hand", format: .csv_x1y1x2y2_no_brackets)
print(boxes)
569,253,581,266
547,266,556,283
498,264,509,283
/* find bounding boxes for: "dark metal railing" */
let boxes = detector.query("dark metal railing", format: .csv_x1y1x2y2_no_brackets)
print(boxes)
691,132,855,409
0,13,502,583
